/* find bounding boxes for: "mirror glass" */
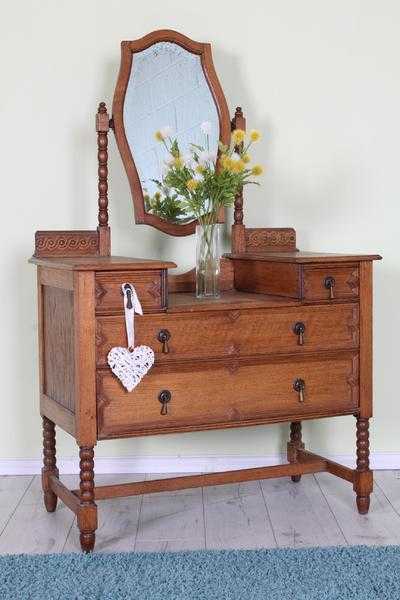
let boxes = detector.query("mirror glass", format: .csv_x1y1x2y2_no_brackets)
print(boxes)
123,42,220,224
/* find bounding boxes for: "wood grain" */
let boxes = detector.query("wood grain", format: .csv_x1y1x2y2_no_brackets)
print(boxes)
73,272,97,447
359,261,373,417
233,259,301,298
95,270,167,314
30,255,176,271
97,353,359,439
96,303,359,367
43,286,75,412
302,265,359,301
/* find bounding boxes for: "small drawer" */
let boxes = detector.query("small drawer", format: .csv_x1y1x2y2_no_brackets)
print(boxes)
302,265,359,302
95,270,167,314
96,354,359,438
96,304,359,367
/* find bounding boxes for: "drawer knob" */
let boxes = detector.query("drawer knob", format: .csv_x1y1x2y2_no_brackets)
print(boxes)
324,276,336,300
158,389,172,415
293,378,306,403
157,329,171,354
293,322,306,346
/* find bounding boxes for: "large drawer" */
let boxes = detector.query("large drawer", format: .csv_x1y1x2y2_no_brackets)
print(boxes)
97,353,359,438
96,304,359,366
95,270,167,314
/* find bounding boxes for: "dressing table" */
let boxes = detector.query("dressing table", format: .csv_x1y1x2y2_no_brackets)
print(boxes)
30,29,381,552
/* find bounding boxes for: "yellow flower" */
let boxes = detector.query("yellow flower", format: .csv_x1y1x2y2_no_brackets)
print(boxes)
173,157,184,168
155,130,164,142
250,129,261,142
251,164,263,176
186,179,199,191
220,155,232,170
232,129,246,145
242,153,251,164
195,164,205,174
231,159,246,173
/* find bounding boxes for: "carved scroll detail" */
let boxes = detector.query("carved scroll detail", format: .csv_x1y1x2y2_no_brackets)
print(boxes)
245,228,297,252
34,230,99,257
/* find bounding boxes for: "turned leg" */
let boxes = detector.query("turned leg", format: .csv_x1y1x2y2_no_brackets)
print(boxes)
42,416,59,512
353,417,373,514
78,446,97,552
287,421,305,483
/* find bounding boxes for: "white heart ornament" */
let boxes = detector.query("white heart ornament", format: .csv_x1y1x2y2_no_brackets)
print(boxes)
107,345,155,392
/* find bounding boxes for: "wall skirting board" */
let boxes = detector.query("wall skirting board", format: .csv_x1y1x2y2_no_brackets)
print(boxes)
0,453,399,475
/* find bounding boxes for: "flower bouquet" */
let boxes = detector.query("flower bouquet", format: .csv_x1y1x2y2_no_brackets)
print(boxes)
145,122,263,297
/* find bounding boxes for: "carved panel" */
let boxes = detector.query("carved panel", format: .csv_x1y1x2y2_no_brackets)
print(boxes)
34,230,99,257
245,228,297,252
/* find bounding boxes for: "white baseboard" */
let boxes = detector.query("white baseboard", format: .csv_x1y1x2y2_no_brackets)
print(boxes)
0,452,399,475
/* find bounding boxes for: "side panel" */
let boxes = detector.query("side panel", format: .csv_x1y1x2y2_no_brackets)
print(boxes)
38,267,76,436
359,261,373,418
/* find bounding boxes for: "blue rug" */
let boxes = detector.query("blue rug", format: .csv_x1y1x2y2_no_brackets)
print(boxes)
1,545,400,599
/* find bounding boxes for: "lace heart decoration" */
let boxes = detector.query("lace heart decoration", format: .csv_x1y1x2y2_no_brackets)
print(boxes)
107,283,155,391
108,345,155,392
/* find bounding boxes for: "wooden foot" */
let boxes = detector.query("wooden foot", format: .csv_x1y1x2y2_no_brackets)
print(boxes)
78,446,97,553
356,495,370,514
353,417,373,514
287,421,305,483
42,417,58,513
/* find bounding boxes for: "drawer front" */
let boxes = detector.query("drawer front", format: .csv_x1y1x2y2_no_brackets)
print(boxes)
97,354,359,438
96,304,359,367
95,270,166,314
302,265,359,301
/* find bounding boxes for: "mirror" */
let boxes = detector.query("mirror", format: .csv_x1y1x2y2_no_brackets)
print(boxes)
112,30,231,236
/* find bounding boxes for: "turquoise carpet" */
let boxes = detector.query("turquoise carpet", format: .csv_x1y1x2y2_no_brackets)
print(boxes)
1,545,400,599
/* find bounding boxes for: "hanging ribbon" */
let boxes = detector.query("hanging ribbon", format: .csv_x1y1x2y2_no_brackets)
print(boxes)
122,283,143,351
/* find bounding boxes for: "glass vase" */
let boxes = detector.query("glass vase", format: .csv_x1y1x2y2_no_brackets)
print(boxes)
196,223,221,298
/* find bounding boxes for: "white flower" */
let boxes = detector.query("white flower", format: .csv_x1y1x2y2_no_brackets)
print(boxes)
181,153,192,166
159,125,173,139
164,155,175,167
231,152,241,162
198,150,216,165
200,121,212,134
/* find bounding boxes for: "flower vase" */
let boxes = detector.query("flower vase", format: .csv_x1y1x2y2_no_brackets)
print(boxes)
196,223,221,298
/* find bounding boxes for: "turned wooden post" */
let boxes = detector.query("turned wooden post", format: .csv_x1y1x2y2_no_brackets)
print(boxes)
42,416,59,512
287,421,305,483
96,102,111,256
78,446,97,552
354,417,372,514
231,106,246,253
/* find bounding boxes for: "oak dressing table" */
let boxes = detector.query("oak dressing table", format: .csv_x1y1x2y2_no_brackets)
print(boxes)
30,30,381,552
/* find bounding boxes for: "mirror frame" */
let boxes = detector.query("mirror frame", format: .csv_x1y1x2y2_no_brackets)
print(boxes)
112,29,231,236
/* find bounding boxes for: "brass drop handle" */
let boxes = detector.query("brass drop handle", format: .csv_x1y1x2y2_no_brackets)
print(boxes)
293,322,306,346
157,329,171,354
324,276,336,300
158,390,171,415
293,378,305,403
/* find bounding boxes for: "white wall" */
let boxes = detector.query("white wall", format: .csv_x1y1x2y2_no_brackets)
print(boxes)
0,0,397,464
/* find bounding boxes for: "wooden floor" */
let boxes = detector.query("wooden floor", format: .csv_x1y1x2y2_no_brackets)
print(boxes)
0,471,400,554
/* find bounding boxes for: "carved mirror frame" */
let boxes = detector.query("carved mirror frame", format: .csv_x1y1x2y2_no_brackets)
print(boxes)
112,29,231,236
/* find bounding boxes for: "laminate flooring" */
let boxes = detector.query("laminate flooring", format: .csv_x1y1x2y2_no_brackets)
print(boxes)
1,471,399,554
